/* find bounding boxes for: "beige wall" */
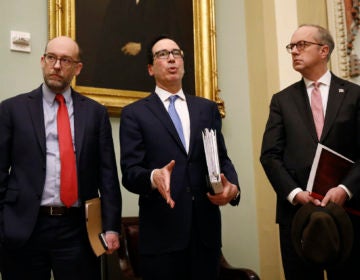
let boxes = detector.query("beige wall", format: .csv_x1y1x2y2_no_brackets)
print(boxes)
244,0,328,279
244,0,283,278
297,0,328,28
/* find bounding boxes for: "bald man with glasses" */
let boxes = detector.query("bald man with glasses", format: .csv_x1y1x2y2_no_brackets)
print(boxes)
0,36,122,280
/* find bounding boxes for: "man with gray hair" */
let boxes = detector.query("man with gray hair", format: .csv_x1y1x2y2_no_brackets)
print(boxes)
261,24,360,279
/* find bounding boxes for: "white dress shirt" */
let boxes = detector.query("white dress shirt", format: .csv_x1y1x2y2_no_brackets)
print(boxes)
287,71,351,204
150,86,191,188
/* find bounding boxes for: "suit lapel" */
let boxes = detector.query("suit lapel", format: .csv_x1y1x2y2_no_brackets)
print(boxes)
292,80,319,142
186,95,199,156
28,87,46,155
72,90,86,162
293,74,347,142
145,93,187,153
321,74,347,141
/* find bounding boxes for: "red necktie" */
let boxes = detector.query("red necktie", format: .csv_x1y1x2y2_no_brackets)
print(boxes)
55,94,78,207
310,82,324,140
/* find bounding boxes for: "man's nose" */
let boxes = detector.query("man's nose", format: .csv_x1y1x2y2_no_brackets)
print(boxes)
291,45,300,54
168,52,175,60
53,59,62,68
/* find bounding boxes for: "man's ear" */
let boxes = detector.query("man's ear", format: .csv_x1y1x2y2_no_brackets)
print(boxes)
75,62,83,76
148,64,154,76
320,45,330,59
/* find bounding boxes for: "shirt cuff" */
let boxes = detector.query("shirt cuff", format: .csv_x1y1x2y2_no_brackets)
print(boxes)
339,184,352,199
287,188,303,205
150,169,157,189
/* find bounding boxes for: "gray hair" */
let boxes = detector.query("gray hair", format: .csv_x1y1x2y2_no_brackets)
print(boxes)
298,24,334,61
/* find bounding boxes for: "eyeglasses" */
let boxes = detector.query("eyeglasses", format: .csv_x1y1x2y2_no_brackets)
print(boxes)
285,40,324,53
43,53,80,68
153,49,184,60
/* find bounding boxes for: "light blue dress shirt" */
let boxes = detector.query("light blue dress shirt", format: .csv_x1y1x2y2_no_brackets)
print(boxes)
41,84,78,206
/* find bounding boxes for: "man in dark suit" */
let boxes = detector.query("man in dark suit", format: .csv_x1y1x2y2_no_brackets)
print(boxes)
0,36,122,280
120,35,240,280
260,24,360,279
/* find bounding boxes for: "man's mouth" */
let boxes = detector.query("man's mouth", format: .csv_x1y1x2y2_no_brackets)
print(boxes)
168,66,177,73
49,74,62,79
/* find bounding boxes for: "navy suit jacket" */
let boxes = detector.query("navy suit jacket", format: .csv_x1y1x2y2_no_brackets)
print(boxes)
260,73,360,225
120,92,239,255
0,85,122,248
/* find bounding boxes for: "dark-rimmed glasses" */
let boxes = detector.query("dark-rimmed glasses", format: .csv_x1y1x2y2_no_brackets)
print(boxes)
285,40,324,53
153,49,184,60
43,53,81,68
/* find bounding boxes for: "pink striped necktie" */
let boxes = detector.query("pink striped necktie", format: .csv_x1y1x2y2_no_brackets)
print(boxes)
310,81,324,140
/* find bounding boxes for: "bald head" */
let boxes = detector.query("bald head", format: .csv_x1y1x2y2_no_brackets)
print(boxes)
45,36,81,61
41,36,83,93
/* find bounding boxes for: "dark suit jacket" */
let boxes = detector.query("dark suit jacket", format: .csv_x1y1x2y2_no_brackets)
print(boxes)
120,92,239,255
0,85,122,249
260,73,360,225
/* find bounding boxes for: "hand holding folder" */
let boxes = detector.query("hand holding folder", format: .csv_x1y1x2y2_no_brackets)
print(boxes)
85,197,108,256
306,144,360,216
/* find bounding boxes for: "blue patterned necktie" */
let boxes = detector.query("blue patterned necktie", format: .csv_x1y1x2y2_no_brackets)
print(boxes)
168,95,186,148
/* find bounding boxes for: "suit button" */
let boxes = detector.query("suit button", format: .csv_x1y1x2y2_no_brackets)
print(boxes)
186,187,191,192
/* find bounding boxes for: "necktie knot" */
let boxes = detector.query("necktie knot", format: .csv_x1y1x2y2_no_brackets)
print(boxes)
55,94,65,105
313,81,320,90
169,95,179,104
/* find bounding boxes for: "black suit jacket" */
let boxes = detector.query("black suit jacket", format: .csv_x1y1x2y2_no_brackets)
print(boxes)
260,73,360,225
120,92,239,255
0,85,122,248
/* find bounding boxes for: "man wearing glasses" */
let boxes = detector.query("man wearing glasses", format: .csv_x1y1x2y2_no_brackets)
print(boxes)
0,36,122,280
260,24,360,279
120,35,240,280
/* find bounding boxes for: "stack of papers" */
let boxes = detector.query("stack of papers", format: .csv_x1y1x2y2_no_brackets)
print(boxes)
202,128,223,194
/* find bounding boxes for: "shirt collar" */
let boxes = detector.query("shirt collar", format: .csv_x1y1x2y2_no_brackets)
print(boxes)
154,86,185,102
303,70,331,89
42,83,72,105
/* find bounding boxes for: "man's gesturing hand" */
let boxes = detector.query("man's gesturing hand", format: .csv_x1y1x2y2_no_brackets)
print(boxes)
153,160,176,208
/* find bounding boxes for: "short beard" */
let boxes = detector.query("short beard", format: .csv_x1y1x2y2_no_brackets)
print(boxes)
44,77,69,93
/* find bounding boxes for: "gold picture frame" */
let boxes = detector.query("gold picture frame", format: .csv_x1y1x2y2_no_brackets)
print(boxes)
326,0,349,79
48,0,224,117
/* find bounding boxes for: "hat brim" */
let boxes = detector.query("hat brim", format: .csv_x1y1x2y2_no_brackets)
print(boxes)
291,202,353,267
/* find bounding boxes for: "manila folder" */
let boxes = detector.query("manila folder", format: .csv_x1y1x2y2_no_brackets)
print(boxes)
85,197,106,257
